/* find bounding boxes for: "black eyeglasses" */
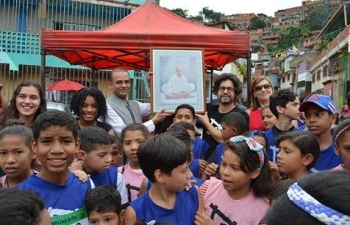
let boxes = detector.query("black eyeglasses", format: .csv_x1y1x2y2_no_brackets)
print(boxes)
218,86,234,92
254,84,272,91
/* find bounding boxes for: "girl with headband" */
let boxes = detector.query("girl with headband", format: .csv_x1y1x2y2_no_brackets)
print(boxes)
195,136,273,225
267,170,350,225
333,119,350,171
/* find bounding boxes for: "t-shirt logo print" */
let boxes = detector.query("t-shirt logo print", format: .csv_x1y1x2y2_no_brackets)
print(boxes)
210,118,222,131
210,203,237,225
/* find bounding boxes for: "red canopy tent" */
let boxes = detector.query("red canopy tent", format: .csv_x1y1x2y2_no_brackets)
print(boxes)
41,0,252,100
41,0,250,71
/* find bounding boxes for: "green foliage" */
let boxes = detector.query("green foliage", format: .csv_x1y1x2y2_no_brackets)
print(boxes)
303,3,339,31
237,62,247,78
169,8,189,18
248,16,266,30
315,39,330,51
270,24,310,52
199,7,222,25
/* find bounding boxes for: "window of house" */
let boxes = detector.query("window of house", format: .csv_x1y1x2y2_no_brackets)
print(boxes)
323,65,328,77
312,73,315,83
287,74,290,80
317,70,321,80
282,77,285,83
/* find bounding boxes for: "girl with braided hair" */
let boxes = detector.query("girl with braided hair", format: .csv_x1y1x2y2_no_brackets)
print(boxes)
70,87,115,135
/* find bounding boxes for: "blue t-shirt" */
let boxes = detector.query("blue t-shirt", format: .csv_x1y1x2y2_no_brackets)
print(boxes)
214,143,225,165
314,142,342,171
17,171,93,225
90,167,118,188
131,187,199,224
193,137,210,159
266,126,300,162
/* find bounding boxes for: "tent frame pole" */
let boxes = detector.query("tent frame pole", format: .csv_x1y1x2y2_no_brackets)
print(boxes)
40,49,46,92
246,51,252,107
210,70,214,104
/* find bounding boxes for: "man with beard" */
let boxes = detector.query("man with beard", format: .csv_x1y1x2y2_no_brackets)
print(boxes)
197,73,249,161
105,68,169,136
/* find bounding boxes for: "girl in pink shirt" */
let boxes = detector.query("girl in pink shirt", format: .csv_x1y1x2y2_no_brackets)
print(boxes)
118,123,149,202
333,120,350,171
195,136,273,225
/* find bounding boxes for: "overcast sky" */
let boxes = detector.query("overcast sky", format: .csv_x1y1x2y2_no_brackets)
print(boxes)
160,0,302,17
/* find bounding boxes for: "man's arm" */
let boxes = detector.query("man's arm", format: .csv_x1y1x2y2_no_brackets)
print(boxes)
105,103,155,136
105,103,126,137
137,101,151,117
196,112,224,143
137,102,172,132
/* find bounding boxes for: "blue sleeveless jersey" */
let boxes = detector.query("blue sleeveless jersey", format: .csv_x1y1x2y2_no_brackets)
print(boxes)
131,187,199,225
193,137,210,159
214,143,225,165
90,166,118,188
189,158,200,178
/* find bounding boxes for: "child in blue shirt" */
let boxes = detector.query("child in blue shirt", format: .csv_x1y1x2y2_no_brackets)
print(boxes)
125,134,204,224
85,185,124,225
213,112,249,165
299,94,342,170
172,104,210,159
17,110,93,224
265,89,301,162
170,121,205,180
76,126,128,205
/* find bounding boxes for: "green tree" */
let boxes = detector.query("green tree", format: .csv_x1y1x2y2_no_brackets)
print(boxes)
303,3,339,31
199,7,222,25
169,8,189,19
248,16,266,30
276,25,310,51
237,62,248,79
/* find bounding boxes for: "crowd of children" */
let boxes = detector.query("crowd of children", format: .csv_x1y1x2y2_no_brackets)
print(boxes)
0,79,349,225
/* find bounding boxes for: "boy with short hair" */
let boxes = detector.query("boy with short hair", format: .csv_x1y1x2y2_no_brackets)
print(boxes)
299,94,342,170
202,112,249,179
124,134,204,224
77,126,128,205
266,89,301,162
173,104,209,159
170,121,207,179
17,110,93,224
213,112,249,165
85,185,124,225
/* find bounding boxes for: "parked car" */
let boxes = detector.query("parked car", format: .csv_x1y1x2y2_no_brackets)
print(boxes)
46,101,71,114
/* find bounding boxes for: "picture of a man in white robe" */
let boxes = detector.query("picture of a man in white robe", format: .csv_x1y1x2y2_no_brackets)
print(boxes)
164,66,195,99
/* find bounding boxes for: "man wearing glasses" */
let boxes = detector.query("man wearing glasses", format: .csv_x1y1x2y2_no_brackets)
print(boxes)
197,73,249,161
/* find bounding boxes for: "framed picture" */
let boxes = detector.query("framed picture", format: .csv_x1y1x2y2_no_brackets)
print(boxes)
151,49,206,113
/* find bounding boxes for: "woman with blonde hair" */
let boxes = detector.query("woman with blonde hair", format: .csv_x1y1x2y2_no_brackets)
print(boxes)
247,76,274,131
